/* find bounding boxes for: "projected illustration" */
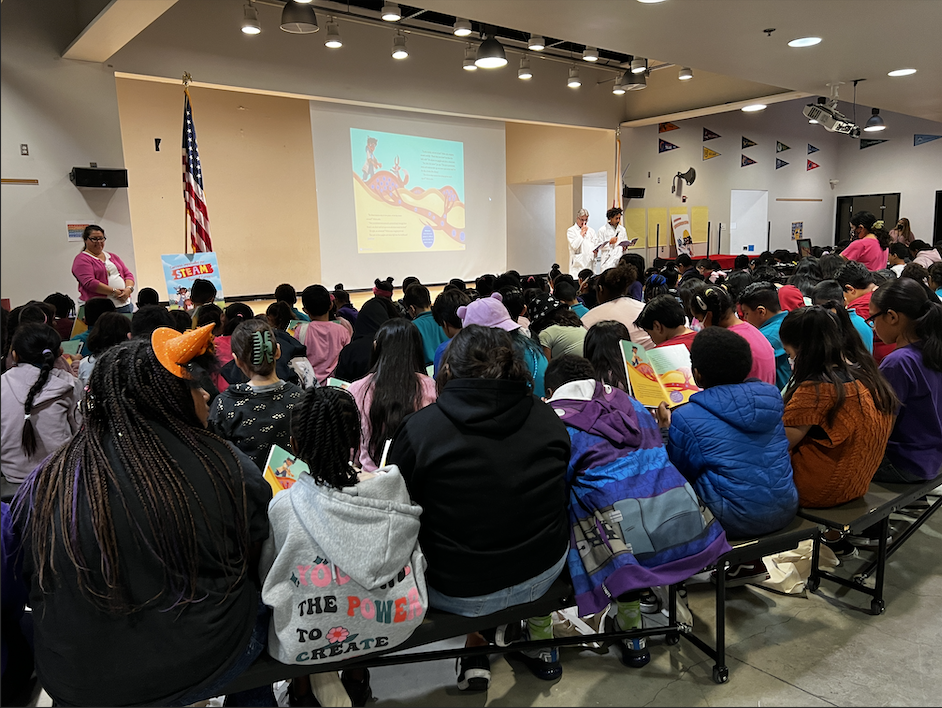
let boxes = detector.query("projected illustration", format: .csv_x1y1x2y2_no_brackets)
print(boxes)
351,128,465,253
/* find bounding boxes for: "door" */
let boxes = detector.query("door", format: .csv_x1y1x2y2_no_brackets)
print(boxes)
835,193,900,245
730,190,769,254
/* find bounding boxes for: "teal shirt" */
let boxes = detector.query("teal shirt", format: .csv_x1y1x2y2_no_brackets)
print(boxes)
758,311,791,390
71,330,91,357
412,311,448,366
848,310,874,353
291,307,311,323
571,302,590,319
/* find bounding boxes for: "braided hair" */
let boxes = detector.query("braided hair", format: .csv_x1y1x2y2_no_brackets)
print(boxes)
12,324,62,457
15,338,250,614
290,387,360,489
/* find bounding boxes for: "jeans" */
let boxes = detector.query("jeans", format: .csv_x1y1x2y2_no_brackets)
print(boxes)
115,303,133,314
872,454,925,484
428,551,567,618
169,601,275,707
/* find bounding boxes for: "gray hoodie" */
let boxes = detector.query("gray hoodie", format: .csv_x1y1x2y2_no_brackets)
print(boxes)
1,364,82,483
259,466,428,665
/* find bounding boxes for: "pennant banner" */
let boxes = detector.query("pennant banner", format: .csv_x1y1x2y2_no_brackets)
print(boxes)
807,160,819,171
703,147,721,161
860,139,888,150
807,144,820,154
659,139,680,153
775,158,789,170
703,128,721,141
776,141,790,153
741,155,757,167
914,134,941,146
659,122,681,133
742,136,758,149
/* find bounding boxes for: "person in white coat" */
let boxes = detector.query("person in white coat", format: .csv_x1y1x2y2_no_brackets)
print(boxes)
596,207,630,272
566,209,597,278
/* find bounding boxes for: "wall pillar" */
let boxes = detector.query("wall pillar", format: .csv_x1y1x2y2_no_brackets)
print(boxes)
555,175,582,271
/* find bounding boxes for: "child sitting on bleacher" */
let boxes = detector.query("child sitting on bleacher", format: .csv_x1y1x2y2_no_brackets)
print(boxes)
868,278,942,483
260,386,427,706
544,355,730,668
659,327,797,585
738,282,791,390
779,306,897,508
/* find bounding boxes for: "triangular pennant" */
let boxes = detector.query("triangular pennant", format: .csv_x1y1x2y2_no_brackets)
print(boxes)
914,134,941,146
776,141,790,153
775,158,789,169
659,122,681,133
703,127,721,141
807,160,820,171
860,139,889,150
703,146,721,161
742,136,758,149
741,155,757,167
659,139,680,153
807,143,820,154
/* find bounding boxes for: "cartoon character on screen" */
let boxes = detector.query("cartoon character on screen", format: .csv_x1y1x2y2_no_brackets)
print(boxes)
391,155,409,186
362,136,381,181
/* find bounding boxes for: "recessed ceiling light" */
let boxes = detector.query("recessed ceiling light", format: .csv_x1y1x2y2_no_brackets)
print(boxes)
453,19,472,37
788,36,822,47
888,68,917,77
528,35,545,51
742,104,767,112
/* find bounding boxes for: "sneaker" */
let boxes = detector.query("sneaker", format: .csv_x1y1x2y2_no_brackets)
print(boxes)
456,654,490,692
340,669,372,707
639,588,660,614
481,620,523,647
509,625,563,681
711,560,770,588
848,525,895,548
821,535,859,559
287,683,321,707
606,616,650,669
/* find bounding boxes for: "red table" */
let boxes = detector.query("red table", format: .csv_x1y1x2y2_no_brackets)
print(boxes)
709,254,760,270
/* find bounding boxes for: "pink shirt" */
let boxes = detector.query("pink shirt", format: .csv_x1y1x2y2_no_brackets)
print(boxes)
841,237,888,272
300,320,351,384
346,372,437,473
71,250,134,304
728,321,776,385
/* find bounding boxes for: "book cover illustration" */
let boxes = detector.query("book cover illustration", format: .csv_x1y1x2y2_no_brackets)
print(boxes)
325,377,351,390
263,443,309,496
621,341,699,408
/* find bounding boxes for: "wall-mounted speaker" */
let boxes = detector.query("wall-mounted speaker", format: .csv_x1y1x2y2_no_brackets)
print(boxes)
70,167,128,188
622,186,646,199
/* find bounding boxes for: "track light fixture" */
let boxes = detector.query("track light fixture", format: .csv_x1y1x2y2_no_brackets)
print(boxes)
567,66,581,88
864,107,886,132
281,1,318,34
583,47,599,62
241,3,260,34
475,35,507,68
392,33,408,59
381,3,401,21
453,18,472,37
518,57,532,80
528,35,545,51
624,70,647,90
463,46,477,71
324,19,342,47
631,57,647,74
678,67,693,80
612,73,626,95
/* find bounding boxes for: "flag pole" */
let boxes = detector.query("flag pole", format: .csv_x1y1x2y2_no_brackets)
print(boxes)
182,72,191,255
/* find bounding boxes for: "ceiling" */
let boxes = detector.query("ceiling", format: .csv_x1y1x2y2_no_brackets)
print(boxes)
415,0,942,124
59,0,942,125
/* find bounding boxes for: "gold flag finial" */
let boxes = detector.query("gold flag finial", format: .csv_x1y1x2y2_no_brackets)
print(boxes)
182,72,192,88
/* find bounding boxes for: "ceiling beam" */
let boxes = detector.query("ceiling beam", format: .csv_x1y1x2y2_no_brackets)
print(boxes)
620,91,814,128
63,0,180,63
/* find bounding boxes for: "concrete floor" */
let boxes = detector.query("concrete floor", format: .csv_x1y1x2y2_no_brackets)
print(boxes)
29,506,940,707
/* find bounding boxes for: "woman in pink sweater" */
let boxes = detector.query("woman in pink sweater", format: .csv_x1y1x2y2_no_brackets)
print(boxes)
841,211,890,272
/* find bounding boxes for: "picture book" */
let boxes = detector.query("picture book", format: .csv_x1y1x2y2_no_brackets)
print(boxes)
60,339,83,356
621,341,699,409
325,377,351,390
263,443,309,496
286,320,305,340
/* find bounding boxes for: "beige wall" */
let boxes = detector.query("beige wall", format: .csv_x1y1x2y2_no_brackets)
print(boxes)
115,78,320,298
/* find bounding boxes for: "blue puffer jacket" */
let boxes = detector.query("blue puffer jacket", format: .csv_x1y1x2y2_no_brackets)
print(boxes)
667,380,798,540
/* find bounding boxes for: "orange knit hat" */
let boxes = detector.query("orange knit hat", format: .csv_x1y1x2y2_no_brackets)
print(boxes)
152,323,215,379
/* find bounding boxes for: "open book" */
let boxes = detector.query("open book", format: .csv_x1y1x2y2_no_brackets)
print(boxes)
621,341,700,409
262,443,309,497
325,377,351,390
285,319,305,340
594,237,639,254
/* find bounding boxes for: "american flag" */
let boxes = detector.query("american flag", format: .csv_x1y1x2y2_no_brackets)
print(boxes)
183,91,212,252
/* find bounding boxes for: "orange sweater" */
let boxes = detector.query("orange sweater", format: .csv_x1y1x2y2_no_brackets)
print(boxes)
783,380,893,508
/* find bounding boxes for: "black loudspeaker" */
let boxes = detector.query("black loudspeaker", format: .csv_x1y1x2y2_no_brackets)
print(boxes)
622,186,646,199
70,167,129,188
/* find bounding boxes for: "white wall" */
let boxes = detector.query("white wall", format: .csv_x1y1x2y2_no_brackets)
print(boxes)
506,183,555,274
582,176,609,235
621,98,942,253
1,0,134,307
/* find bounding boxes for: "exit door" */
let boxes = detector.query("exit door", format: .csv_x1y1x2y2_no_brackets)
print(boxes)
835,193,900,245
